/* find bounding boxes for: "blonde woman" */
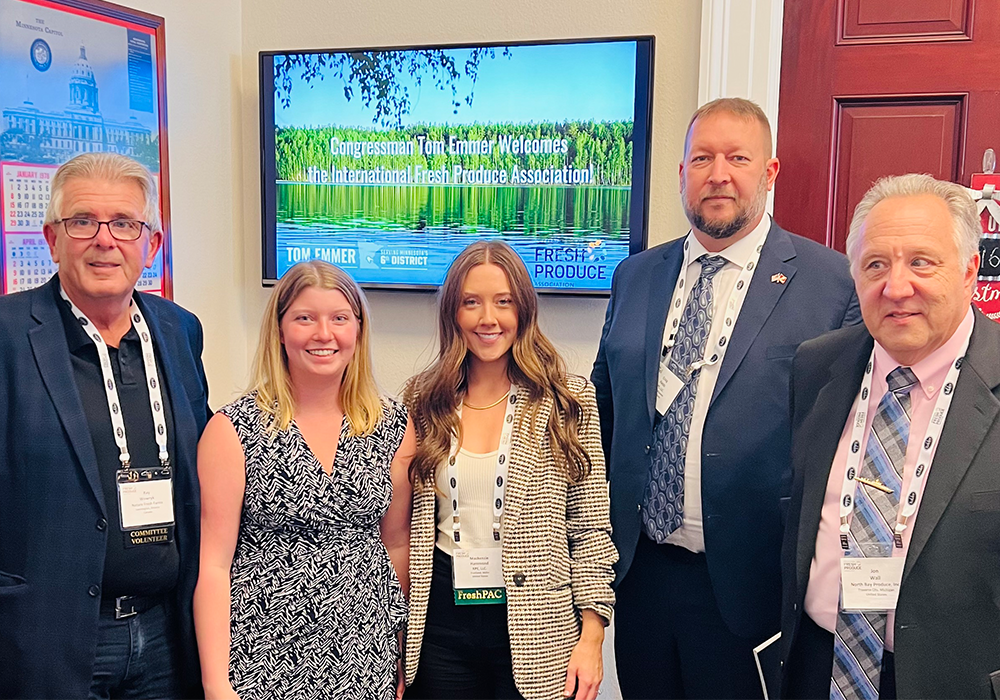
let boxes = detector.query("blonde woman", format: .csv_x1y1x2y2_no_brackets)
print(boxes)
404,240,617,700
194,261,415,700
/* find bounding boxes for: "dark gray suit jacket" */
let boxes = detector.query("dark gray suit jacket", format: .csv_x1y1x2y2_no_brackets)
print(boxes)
781,310,1000,699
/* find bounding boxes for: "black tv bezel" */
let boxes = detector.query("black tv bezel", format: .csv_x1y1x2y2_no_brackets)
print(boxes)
259,35,655,296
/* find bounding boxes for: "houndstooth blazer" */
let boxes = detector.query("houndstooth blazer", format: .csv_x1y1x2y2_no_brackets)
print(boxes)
405,375,617,700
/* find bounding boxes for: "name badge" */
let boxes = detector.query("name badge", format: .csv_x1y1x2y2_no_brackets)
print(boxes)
840,556,904,612
452,548,506,605
116,466,175,547
655,365,684,416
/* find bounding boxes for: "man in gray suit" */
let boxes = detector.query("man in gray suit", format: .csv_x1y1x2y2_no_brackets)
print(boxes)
780,173,1000,699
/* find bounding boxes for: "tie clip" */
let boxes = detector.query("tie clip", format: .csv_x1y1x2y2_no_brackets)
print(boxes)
855,476,893,494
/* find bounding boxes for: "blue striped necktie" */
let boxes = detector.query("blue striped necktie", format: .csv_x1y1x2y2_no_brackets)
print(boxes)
831,366,918,700
642,254,726,542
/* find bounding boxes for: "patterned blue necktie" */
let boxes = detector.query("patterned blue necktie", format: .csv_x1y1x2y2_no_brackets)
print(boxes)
831,366,918,700
642,254,726,542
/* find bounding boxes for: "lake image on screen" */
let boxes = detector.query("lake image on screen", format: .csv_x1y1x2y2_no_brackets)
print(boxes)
276,181,630,288
270,40,640,290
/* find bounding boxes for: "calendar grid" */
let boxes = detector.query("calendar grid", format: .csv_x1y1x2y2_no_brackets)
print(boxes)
2,161,165,297
2,163,57,294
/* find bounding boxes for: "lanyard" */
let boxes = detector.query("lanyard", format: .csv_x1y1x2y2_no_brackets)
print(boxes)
60,288,170,468
838,339,968,549
658,225,768,380
447,385,519,544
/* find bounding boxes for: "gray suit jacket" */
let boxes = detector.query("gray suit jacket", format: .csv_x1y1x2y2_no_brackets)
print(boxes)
781,310,1000,699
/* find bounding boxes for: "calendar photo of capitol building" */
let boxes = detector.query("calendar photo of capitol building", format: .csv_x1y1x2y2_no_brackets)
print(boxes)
0,45,157,170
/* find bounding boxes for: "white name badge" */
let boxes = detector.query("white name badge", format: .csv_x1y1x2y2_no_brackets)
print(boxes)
117,469,175,530
840,557,905,612
655,366,684,416
452,548,506,605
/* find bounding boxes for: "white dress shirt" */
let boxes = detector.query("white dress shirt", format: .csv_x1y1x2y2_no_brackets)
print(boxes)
661,214,771,552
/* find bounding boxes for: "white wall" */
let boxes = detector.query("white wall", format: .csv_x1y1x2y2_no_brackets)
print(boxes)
699,0,783,129
117,0,247,403
700,0,784,211
112,1,702,404
239,0,703,399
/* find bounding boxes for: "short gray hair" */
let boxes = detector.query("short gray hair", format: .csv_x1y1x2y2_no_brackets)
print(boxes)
44,152,161,232
846,173,979,274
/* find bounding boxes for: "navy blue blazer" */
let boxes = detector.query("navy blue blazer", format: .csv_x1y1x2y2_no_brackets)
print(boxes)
592,220,860,642
0,276,210,699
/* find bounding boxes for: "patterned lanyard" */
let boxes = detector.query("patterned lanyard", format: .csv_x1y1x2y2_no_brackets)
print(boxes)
446,385,519,544
658,224,768,378
838,339,968,549
60,288,169,468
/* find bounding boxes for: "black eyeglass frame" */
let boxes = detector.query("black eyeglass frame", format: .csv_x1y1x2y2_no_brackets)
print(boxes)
54,218,151,242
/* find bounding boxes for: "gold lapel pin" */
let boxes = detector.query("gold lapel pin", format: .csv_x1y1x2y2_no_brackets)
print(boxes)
855,476,893,494
770,273,787,284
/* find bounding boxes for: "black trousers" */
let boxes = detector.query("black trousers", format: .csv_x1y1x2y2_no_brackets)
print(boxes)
783,612,896,700
406,547,524,700
615,533,764,699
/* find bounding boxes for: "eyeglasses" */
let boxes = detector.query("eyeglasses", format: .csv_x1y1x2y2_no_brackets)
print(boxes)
56,218,150,241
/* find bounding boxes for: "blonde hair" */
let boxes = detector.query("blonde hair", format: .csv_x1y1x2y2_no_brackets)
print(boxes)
685,97,773,158
404,240,592,484
250,260,383,436
45,152,161,231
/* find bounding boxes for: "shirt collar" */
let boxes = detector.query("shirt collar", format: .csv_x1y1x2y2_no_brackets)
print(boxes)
873,305,975,400
53,278,140,354
685,213,771,269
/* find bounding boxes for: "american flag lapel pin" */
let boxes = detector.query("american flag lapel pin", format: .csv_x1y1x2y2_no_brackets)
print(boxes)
770,272,787,284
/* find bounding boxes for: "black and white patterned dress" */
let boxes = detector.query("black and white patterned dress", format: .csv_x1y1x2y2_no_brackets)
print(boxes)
219,393,408,700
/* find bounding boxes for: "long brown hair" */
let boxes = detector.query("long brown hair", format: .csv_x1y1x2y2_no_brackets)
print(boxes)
404,240,592,484
250,260,383,436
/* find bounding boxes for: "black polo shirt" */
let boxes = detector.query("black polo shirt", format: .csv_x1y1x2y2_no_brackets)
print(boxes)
56,284,180,598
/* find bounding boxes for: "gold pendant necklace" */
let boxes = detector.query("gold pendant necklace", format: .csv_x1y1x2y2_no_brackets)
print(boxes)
463,390,511,411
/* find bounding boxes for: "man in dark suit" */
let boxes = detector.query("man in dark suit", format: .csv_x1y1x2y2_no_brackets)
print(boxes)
781,174,1000,699
592,97,860,699
0,153,210,698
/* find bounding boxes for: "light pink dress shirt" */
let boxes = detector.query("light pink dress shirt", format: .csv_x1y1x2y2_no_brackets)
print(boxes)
803,307,974,651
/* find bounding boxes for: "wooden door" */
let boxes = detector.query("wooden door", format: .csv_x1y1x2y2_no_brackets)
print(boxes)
774,0,1000,251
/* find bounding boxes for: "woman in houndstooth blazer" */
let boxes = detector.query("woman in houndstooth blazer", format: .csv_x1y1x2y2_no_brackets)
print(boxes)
403,240,617,700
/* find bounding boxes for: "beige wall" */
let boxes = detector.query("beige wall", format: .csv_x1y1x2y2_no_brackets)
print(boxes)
241,0,703,399
122,0,701,405
118,0,247,403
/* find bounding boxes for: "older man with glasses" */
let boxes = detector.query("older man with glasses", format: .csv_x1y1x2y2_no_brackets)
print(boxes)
0,152,211,699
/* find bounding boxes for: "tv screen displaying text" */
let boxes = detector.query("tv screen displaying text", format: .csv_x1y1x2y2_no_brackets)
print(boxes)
261,38,653,292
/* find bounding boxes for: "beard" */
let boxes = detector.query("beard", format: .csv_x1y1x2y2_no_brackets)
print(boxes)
683,173,768,240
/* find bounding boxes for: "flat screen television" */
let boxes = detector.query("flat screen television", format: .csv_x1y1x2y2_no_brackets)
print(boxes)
260,36,654,293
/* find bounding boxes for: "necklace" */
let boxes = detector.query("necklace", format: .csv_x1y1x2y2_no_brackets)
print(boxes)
463,390,511,411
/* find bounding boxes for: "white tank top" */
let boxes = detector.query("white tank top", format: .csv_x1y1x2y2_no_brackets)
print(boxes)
435,447,501,555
